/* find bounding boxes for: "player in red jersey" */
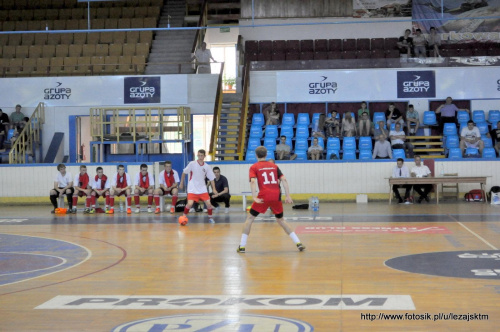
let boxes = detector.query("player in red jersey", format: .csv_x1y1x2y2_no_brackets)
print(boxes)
72,165,92,214
237,146,305,253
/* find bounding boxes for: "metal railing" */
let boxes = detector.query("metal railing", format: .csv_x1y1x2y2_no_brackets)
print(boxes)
9,102,45,164
209,62,225,159
237,62,250,160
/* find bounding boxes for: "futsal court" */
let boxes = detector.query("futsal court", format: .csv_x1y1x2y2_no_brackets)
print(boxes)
0,201,499,332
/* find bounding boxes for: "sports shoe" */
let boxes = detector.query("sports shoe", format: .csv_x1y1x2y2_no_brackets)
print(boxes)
155,208,161,214
127,208,132,214
214,206,220,213
424,196,430,203
71,207,77,214
83,208,89,214
237,246,245,253
203,208,207,213
106,208,114,214
189,208,195,213
225,207,229,214
134,208,140,214
397,198,404,204
297,243,306,251
88,208,95,214
417,197,423,204
170,207,175,214
208,218,215,224
147,207,153,213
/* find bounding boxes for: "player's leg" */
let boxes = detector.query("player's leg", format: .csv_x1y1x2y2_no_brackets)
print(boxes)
66,188,74,211
107,189,117,214
203,199,215,223
183,198,195,218
72,189,80,213
90,190,98,213
237,210,258,253
170,188,178,214
49,189,58,212
134,188,141,213
153,188,163,214
147,188,154,213
271,201,305,251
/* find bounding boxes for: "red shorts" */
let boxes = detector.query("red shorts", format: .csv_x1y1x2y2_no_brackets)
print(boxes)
251,200,283,215
135,188,151,196
160,188,172,196
76,191,89,197
93,191,109,198
187,193,210,202
114,189,128,197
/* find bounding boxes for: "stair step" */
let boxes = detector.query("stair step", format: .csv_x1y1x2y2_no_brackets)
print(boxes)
414,148,444,152
422,155,446,159
218,135,239,139
407,136,443,139
215,153,240,157
411,142,444,146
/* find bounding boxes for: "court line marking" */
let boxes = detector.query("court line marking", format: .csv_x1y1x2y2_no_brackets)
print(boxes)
0,252,67,277
455,221,498,250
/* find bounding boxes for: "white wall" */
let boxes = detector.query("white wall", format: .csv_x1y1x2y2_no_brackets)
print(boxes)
205,26,240,45
1,160,498,198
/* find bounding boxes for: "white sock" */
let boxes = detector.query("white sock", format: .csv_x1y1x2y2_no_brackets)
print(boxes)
289,232,300,244
240,234,248,247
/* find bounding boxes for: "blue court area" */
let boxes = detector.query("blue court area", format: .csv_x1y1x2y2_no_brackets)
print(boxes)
0,233,90,286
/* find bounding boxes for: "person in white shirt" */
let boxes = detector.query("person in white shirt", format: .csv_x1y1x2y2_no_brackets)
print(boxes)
372,134,393,159
107,164,132,214
308,137,323,160
133,163,155,213
460,120,484,157
91,166,110,213
390,123,414,158
410,155,432,203
73,165,93,214
427,27,441,57
179,149,218,223
392,158,412,204
49,163,74,213
192,42,216,74
153,161,180,214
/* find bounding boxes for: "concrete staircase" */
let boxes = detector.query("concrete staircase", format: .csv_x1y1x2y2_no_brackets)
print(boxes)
145,0,197,75
214,93,244,161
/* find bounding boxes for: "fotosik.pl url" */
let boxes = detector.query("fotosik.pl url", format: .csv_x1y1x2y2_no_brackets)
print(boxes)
361,312,488,322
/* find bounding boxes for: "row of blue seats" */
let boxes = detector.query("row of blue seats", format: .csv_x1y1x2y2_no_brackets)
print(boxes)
251,110,500,127
245,148,407,162
442,122,491,137
444,135,495,149
248,136,374,152
448,148,498,159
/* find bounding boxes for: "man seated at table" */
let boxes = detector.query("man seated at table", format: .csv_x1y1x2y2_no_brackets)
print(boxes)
410,155,432,203
392,158,412,204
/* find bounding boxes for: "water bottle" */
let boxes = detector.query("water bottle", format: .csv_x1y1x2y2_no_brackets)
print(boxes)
119,201,124,212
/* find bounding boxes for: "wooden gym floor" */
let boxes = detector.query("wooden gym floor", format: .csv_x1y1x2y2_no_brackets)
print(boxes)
0,201,499,332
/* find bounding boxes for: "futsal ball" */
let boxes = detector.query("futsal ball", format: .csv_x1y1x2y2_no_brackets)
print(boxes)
178,216,188,226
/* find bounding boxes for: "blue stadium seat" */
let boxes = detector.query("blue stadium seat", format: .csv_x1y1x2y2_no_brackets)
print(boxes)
373,112,385,124
326,149,340,159
445,135,459,149
294,138,308,152
6,129,15,141
476,122,489,135
342,150,356,160
448,148,462,159
472,110,486,123
295,125,309,139
263,137,277,151
483,137,493,148
342,137,356,150
246,150,257,162
483,148,496,158
265,125,279,138
423,111,438,126
488,110,500,124
457,111,470,123
359,150,372,160
249,125,263,138
392,149,405,159
327,137,341,151
358,136,372,150
252,113,265,126
389,122,396,131
443,123,457,136
465,147,479,156
311,113,321,126
458,122,467,134
297,113,310,126
282,113,295,127
247,138,260,151
280,125,294,140
295,150,308,160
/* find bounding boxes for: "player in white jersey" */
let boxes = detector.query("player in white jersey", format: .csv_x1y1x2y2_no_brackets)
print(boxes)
49,163,74,213
179,149,217,223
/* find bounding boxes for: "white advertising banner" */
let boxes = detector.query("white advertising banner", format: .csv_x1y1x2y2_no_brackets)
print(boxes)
0,75,188,107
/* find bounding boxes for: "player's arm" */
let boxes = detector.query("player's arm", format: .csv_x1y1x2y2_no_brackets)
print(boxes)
209,180,218,195
280,175,293,204
250,177,263,204
179,172,186,190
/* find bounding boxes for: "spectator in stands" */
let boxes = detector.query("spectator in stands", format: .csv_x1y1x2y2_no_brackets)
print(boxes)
372,134,393,159
0,108,10,152
487,120,500,156
276,136,296,160
192,42,216,74
312,114,326,138
410,155,432,203
373,120,389,140
460,120,484,157
427,27,441,57
209,167,231,213
357,101,370,118
325,110,340,137
341,112,357,137
10,104,26,130
386,103,404,127
413,29,427,58
308,137,323,160
392,158,412,204
397,29,413,58
435,96,470,132
264,102,281,125
390,123,414,158
358,111,372,137
406,104,420,135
